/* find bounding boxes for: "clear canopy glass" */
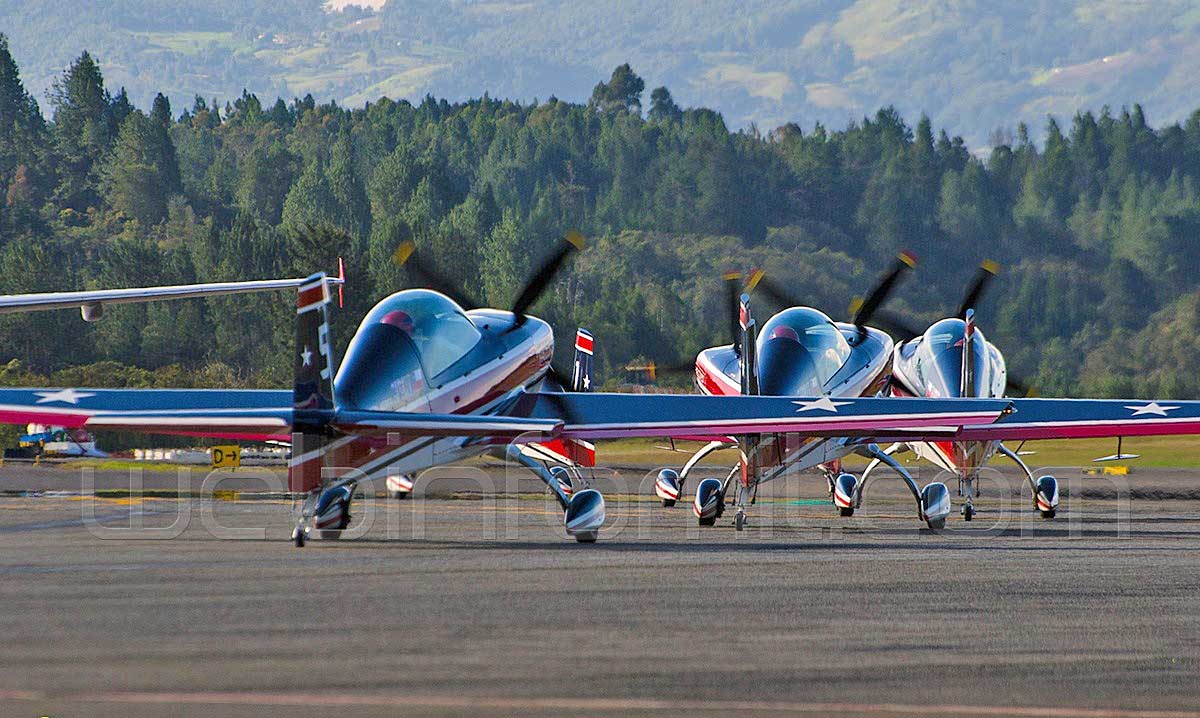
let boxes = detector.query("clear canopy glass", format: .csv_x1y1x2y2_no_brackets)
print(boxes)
914,318,990,398
756,307,851,395
361,289,481,379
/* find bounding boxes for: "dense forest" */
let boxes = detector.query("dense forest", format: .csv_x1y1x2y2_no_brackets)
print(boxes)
2,37,1200,401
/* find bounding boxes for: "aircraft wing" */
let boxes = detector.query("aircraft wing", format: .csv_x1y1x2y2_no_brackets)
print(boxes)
0,277,342,317
956,397,1200,441
519,393,1011,440
0,389,567,442
0,388,295,441
0,388,1009,444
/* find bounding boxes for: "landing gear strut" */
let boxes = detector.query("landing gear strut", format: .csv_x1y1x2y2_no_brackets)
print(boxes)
506,445,605,542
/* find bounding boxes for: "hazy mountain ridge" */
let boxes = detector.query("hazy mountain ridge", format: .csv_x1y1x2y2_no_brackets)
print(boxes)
4,0,1200,144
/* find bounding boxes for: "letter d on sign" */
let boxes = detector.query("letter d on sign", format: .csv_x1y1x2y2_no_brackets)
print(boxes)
211,445,241,469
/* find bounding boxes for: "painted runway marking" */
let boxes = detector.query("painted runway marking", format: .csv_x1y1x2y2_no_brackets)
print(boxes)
12,691,1200,717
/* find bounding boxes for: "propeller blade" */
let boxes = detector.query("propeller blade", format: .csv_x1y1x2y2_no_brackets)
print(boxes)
624,360,694,383
723,270,743,350
852,250,917,329
509,231,585,328
542,389,583,427
957,259,1000,319
392,240,482,310
546,364,576,391
751,274,804,312
870,310,923,343
1006,375,1036,398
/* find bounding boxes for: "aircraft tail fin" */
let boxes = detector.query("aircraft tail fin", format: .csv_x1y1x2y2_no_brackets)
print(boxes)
290,273,338,493
571,328,594,392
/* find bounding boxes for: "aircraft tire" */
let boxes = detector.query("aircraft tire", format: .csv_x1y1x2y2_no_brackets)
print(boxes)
838,507,854,517
662,499,676,508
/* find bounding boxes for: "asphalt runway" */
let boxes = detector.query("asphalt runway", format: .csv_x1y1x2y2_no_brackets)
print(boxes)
2,469,1200,717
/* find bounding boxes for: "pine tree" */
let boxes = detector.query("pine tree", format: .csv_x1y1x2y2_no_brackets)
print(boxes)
99,110,181,225
49,51,113,210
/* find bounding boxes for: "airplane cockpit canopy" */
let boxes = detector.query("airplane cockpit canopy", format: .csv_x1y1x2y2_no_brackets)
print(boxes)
335,290,482,411
756,308,851,396
913,318,990,398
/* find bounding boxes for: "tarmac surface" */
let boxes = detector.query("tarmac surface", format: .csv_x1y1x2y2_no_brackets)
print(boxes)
2,462,1200,717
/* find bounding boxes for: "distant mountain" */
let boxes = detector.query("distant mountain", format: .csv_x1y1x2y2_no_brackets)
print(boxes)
5,0,1200,145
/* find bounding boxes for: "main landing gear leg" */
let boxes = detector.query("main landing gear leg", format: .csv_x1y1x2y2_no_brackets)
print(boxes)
857,443,950,530
997,443,1059,519
506,445,605,542
854,442,905,511
657,440,731,508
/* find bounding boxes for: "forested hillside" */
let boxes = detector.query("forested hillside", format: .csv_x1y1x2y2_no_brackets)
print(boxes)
2,38,1200,399
4,1,1200,146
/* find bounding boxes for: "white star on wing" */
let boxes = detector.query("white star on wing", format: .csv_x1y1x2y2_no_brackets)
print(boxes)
1125,401,1180,417
793,396,852,413
301,346,314,367
34,388,97,405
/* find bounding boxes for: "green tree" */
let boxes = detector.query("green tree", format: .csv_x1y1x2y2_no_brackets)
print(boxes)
590,64,645,114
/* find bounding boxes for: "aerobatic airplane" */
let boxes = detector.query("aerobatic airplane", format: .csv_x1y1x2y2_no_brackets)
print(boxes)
855,261,1068,522
654,258,1200,530
0,238,1018,544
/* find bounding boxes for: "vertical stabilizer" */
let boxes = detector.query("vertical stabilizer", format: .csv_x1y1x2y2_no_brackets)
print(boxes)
290,273,336,493
571,328,594,392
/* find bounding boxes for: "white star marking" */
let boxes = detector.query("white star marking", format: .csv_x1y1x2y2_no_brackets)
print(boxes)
793,396,852,413
582,374,591,390
1125,401,1180,417
301,346,313,367
34,388,96,405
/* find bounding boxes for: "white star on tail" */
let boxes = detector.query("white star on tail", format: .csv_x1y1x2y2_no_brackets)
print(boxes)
301,346,314,367
793,396,852,413
1125,402,1180,417
34,388,96,405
